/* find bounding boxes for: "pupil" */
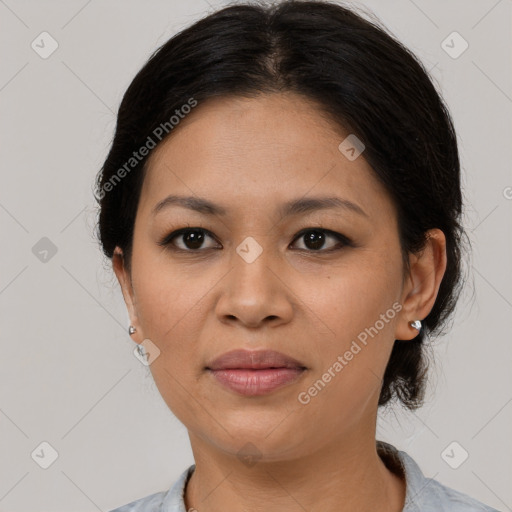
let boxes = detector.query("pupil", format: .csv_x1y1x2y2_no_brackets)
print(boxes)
304,230,325,250
184,230,204,249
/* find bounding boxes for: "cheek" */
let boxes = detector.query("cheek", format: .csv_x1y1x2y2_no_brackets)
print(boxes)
131,260,208,416
296,257,402,341
291,274,400,430
131,246,209,335
136,278,209,356
294,254,402,404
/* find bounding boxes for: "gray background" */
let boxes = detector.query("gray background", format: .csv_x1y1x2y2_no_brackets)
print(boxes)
0,0,510,510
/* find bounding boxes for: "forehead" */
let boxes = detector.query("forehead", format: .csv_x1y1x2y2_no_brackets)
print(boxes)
138,93,394,221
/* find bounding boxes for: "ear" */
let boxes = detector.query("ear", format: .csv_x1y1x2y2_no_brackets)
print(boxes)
395,228,447,341
112,247,141,342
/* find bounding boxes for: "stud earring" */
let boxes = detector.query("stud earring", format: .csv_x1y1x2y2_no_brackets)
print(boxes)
128,325,137,335
409,320,422,331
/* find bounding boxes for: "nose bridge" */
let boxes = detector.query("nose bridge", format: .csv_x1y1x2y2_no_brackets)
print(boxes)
215,234,293,327
231,234,276,299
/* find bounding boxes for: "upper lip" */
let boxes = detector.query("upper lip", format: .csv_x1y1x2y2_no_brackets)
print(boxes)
206,349,306,370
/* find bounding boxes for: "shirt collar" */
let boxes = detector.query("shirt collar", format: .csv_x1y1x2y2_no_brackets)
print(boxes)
377,440,431,511
161,442,430,512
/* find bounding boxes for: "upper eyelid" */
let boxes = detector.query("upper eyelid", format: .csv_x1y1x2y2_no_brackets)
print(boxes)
159,227,220,247
291,228,350,248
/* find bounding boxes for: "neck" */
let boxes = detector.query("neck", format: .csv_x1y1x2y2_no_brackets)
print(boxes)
184,430,405,512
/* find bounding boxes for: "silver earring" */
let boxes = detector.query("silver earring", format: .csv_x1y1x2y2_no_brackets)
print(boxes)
409,320,422,331
128,325,137,335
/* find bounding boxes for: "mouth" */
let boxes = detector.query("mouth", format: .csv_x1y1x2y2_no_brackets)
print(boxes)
205,349,307,396
206,348,307,371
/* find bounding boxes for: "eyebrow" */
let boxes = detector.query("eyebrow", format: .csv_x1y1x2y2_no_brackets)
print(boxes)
152,194,368,218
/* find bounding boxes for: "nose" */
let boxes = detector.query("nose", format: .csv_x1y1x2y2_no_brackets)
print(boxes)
214,241,294,329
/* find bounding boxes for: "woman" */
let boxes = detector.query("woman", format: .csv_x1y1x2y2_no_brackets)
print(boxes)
95,1,499,510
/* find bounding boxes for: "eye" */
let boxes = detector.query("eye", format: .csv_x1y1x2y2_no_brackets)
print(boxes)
158,226,351,253
290,228,350,252
158,227,220,251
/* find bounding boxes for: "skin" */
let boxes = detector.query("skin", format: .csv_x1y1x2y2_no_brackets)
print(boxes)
113,92,447,512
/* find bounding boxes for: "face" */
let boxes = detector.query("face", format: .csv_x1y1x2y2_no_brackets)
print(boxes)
114,93,439,461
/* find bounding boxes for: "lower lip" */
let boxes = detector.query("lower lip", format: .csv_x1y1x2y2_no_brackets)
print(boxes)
208,368,305,396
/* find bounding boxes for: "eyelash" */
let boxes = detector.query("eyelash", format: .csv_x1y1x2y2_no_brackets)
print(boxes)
157,226,353,254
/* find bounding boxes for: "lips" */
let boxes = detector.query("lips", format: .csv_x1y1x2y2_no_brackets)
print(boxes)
206,349,307,397
205,349,307,371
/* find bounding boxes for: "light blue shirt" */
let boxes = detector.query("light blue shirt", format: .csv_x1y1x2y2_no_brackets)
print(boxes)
109,441,499,511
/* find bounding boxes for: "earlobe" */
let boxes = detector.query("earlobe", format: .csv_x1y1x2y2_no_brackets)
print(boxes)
112,247,139,336
395,229,447,341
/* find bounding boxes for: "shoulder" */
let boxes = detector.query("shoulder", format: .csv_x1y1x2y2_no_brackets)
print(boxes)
108,465,195,512
408,477,500,511
108,490,167,512
377,441,500,512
